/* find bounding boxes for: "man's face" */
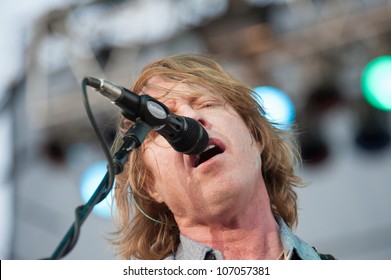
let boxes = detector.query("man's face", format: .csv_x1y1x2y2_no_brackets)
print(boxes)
139,76,264,224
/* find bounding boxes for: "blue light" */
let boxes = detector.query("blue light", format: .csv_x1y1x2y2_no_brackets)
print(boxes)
252,86,295,130
79,161,115,220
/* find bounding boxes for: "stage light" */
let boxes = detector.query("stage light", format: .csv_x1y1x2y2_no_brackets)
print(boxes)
79,160,114,220
362,55,391,111
253,86,295,130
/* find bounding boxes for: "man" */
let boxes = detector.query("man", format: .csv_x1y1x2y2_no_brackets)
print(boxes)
111,54,333,260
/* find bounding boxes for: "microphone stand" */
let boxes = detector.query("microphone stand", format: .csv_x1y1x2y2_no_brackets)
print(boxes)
46,119,151,260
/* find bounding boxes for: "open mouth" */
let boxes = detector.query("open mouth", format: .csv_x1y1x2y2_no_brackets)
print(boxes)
191,142,224,168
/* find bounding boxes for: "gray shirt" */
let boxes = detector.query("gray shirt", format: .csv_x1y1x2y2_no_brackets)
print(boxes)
164,218,321,260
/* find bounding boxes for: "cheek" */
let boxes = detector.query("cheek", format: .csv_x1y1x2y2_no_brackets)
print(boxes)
140,147,168,202
142,145,170,181
146,133,171,150
227,115,262,169
142,144,183,197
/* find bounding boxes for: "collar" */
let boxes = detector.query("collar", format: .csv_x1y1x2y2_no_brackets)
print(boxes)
165,217,320,260
277,217,321,260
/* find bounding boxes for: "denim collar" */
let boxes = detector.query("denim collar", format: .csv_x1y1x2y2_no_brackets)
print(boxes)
277,217,321,260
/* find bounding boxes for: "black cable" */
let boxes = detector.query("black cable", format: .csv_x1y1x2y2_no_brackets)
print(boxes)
81,78,116,194
47,79,116,259
45,78,152,260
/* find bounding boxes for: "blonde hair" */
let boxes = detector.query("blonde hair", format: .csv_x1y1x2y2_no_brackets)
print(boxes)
111,54,303,259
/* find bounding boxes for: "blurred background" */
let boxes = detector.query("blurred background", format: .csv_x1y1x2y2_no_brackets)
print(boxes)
1,0,391,260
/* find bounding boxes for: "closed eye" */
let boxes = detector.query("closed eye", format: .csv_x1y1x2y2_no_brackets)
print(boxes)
196,100,223,109
202,103,218,108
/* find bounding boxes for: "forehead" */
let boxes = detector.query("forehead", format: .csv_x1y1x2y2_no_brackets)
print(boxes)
141,75,215,101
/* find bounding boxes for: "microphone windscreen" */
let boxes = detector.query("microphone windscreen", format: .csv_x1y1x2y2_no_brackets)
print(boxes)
171,117,209,155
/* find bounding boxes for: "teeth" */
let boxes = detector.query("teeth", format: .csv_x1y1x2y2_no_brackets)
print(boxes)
203,144,215,153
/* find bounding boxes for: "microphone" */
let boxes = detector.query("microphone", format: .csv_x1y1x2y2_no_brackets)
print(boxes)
85,77,209,155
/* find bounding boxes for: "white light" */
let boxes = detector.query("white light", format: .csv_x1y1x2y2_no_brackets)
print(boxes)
253,86,295,130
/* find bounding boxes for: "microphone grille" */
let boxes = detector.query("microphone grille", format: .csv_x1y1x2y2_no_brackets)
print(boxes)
176,117,209,155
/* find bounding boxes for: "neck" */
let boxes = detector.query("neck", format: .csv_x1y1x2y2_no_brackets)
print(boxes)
176,187,284,259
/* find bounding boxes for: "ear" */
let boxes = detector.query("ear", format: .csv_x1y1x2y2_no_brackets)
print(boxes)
146,184,164,204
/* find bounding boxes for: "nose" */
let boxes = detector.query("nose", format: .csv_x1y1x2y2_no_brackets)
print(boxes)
175,104,211,130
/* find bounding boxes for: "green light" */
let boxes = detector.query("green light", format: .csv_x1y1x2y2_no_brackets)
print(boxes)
362,56,391,111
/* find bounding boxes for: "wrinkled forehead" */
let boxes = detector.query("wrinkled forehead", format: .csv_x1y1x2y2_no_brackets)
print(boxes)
140,75,219,101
